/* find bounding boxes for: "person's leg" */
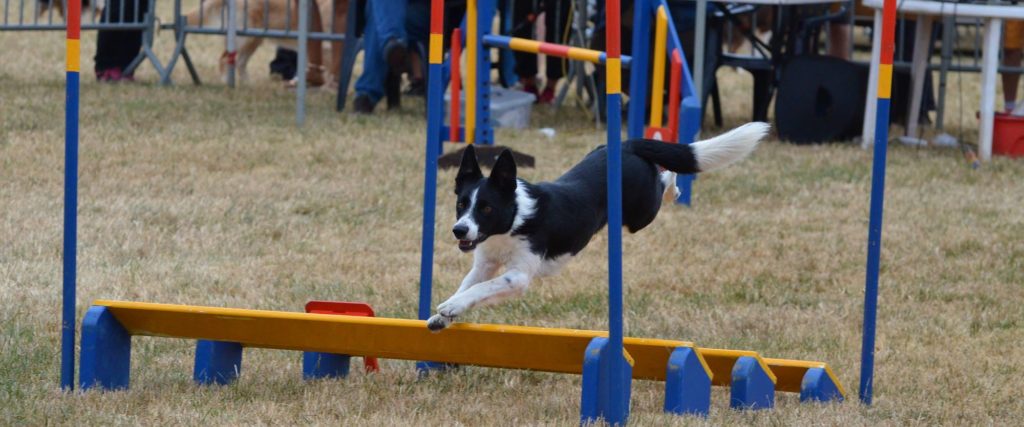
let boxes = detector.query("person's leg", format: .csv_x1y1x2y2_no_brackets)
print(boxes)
302,0,326,86
539,0,570,102
370,0,409,69
94,0,146,81
354,3,388,111
404,0,431,95
1002,21,1023,112
512,0,540,94
828,23,851,60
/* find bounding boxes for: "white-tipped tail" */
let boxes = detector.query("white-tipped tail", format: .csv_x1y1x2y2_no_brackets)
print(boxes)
691,122,769,172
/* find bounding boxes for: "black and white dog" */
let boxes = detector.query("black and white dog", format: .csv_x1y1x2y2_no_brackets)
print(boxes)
426,122,770,331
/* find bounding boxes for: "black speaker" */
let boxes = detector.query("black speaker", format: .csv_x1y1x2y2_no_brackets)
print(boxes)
775,55,869,144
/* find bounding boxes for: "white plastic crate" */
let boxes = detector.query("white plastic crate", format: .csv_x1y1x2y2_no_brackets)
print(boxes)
445,86,537,129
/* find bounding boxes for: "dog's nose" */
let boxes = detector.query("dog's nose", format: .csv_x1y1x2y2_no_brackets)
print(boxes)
452,225,469,239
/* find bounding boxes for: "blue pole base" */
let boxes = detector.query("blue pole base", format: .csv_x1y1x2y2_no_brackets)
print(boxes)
730,356,775,410
663,347,711,416
800,367,845,403
302,352,351,380
580,337,632,426
193,340,243,385
79,306,131,390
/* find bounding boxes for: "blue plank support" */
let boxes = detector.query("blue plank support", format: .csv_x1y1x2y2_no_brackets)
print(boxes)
730,356,775,410
580,337,632,425
800,367,845,403
193,340,243,385
302,352,351,380
663,347,711,416
79,306,132,390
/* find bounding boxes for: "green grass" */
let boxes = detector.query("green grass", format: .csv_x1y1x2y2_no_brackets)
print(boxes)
3,12,1024,425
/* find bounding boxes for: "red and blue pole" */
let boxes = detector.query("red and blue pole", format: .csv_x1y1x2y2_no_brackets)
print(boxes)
62,0,82,391
860,0,896,405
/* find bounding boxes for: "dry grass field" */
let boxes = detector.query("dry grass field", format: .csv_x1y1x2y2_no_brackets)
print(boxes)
2,9,1024,425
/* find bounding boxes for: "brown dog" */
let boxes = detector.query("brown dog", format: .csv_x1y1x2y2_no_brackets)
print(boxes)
186,0,348,88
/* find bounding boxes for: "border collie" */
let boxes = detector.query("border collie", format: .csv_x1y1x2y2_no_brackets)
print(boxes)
427,122,770,331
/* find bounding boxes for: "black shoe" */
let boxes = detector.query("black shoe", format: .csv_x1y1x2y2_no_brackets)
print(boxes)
383,38,408,72
385,71,402,110
405,78,426,97
270,47,298,80
353,94,375,114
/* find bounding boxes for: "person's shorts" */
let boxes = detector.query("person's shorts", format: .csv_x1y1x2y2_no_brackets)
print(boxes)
1006,21,1024,51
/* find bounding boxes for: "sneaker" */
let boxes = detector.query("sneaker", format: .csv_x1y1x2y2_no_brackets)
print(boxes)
353,94,375,114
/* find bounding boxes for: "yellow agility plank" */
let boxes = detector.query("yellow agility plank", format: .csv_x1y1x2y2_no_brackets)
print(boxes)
764,358,847,396
94,300,707,381
698,348,778,386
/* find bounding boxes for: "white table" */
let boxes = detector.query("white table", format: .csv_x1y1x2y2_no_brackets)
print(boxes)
861,0,1024,160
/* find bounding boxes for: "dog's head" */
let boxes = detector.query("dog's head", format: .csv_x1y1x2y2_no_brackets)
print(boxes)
452,145,518,252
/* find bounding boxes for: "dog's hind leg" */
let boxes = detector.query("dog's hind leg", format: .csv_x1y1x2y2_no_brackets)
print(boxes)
660,170,679,202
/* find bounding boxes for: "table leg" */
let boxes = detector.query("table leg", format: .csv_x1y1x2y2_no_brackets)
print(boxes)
979,18,1002,161
863,10,883,147
907,15,933,138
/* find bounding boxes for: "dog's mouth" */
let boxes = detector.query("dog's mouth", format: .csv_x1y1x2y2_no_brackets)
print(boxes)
457,237,484,252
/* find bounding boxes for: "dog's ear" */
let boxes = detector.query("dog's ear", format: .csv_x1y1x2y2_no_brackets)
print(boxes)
455,145,483,194
489,149,517,194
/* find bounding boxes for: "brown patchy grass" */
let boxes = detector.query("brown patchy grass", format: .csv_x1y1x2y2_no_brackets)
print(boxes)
2,16,1024,426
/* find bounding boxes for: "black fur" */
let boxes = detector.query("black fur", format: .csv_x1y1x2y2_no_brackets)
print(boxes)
453,147,518,252
454,139,703,260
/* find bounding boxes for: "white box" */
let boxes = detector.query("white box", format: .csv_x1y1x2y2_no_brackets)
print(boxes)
446,86,537,129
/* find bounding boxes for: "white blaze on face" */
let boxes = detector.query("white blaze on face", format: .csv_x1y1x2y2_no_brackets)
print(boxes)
455,188,480,240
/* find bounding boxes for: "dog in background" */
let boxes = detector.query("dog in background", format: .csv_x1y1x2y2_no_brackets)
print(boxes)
427,123,770,331
185,0,347,88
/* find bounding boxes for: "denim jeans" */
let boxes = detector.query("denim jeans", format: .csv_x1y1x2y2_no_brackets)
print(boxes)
355,0,430,104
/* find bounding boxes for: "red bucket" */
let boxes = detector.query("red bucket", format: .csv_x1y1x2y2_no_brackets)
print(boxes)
993,113,1024,158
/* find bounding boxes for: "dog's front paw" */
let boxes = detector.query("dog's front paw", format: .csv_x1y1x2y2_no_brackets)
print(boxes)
437,298,469,318
427,314,453,332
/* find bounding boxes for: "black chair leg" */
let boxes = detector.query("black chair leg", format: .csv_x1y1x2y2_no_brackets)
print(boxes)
751,69,773,122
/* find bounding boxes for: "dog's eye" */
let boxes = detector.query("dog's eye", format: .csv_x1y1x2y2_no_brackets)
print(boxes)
481,206,492,214
457,202,465,210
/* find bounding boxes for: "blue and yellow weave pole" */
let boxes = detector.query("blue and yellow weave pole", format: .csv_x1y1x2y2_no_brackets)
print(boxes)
61,0,82,391
860,0,896,405
579,0,632,424
417,0,446,372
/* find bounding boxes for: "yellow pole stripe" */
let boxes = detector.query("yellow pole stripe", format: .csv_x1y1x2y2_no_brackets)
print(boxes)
508,37,541,54
877,63,893,99
466,0,477,144
566,47,602,63
650,7,668,127
606,58,622,94
428,34,443,64
66,39,80,72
